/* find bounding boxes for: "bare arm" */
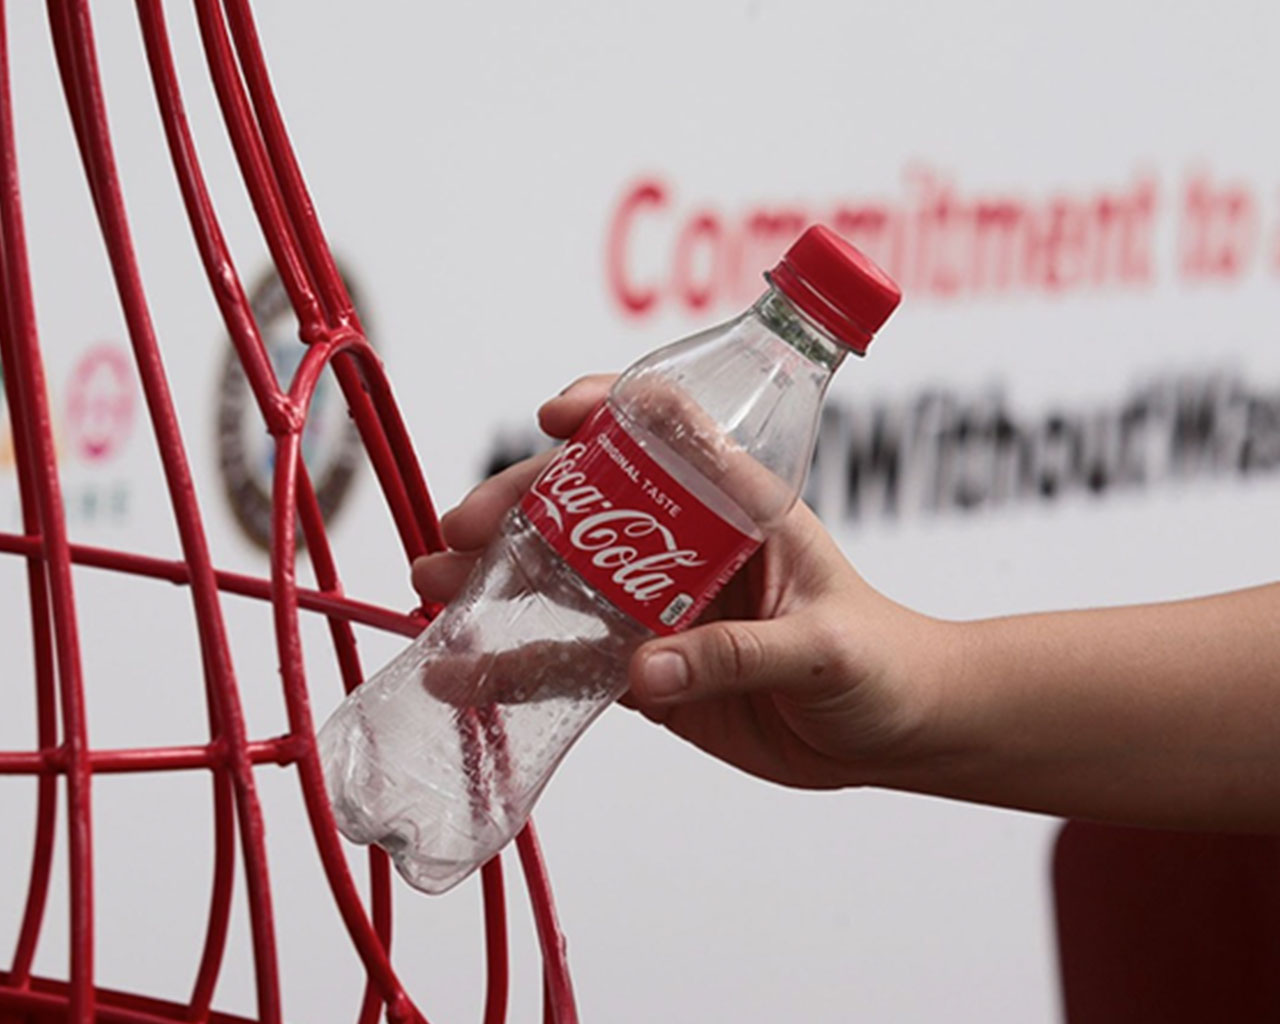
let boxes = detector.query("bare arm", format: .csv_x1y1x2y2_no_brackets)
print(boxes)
415,374,1280,832
887,585,1280,831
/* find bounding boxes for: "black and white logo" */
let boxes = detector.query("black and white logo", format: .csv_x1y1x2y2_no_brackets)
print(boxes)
216,268,365,551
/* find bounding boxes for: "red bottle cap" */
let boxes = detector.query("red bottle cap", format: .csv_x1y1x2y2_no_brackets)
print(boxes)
768,225,902,354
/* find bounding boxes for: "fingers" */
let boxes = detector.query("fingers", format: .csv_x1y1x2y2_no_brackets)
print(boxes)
437,374,615,552
537,374,614,438
411,373,616,603
412,549,478,604
628,616,835,706
437,447,559,552
411,447,556,604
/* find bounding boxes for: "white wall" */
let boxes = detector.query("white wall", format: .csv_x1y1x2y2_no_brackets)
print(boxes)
3,2,1280,1021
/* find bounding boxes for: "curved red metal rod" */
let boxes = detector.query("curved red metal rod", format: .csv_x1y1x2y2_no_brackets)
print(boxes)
0,4,96,1018
0,106,60,988
220,0,354,328
0,735,306,777
184,16,326,346
354,359,527,1008
131,4,283,425
516,825,579,1024
241,27,574,1016
188,649,238,1022
215,0,445,560
0,976,276,1024
198,7,526,1021
192,0,428,562
0,205,61,984
0,988,203,1024
46,3,285,1020
4,572,57,986
481,859,510,1024
15,4,576,1018
219,0,444,545
269,331,428,1024
134,7,406,1019
137,0,377,699
218,0,446,561
0,532,423,637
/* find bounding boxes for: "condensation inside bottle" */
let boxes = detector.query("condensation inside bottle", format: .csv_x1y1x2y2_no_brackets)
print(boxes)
319,510,649,893
318,285,843,894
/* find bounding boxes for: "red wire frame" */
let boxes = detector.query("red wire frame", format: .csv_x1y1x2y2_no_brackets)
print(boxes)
0,2,578,1022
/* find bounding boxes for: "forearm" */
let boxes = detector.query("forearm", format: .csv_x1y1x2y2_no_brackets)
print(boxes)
879,583,1280,831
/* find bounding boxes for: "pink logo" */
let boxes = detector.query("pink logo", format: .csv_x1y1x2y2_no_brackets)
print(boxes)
66,344,134,462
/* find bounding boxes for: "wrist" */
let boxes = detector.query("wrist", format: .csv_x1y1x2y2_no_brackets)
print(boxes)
850,611,983,792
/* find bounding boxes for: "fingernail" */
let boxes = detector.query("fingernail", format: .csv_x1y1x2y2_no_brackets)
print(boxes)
641,650,688,700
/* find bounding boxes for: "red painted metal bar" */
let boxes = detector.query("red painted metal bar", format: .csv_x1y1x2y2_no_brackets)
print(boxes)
216,0,444,555
0,4,581,1021
215,0,445,560
0,736,306,777
221,0,354,328
186,12,326,346
133,13,415,1013
45,3,285,1020
517,825,579,1024
481,857,511,1024
358,846,397,1024
0,532,424,638
132,1,287,426
186,638,238,1024
347,332,522,1019
0,4,97,1018
218,0,441,552
211,0,520,995
268,334,426,1024
196,4,561,1012
0,62,59,987
0,983,233,1024
192,0,426,561
182,19,521,1018
133,0,377,718
0,154,61,984
0,969,275,1023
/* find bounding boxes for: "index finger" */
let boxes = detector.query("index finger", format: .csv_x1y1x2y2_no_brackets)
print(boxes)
537,374,616,438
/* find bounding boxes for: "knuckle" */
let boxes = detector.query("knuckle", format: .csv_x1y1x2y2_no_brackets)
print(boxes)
560,373,610,397
807,608,855,683
713,622,766,682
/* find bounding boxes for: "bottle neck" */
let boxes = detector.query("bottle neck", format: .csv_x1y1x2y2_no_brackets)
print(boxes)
753,281,851,374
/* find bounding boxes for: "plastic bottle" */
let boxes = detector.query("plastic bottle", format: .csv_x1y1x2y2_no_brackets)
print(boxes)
318,225,901,894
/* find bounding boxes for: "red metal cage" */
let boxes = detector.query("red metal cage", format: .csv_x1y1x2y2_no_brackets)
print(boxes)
0,2,576,1021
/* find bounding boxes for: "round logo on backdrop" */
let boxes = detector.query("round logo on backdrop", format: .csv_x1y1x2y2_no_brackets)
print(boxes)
216,267,366,551
66,344,135,462
0,342,137,529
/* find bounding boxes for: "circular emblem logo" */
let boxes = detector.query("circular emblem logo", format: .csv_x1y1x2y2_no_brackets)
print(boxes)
67,344,135,462
216,268,365,551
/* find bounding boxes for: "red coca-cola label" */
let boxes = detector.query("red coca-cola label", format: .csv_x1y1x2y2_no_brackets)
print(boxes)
520,403,761,634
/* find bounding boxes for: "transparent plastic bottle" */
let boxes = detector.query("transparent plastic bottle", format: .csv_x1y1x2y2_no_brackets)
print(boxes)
318,225,901,894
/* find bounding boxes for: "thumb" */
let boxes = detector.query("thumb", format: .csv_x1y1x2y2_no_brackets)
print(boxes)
629,617,827,705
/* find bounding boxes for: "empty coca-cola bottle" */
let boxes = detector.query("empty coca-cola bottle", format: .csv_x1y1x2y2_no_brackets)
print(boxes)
318,225,901,894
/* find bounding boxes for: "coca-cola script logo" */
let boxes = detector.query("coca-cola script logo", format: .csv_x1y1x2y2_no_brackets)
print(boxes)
528,438,705,605
522,405,760,634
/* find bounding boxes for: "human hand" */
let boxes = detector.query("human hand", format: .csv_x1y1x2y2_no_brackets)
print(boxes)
412,375,947,789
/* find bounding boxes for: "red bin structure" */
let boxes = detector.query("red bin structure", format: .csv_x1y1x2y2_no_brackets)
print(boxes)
0,2,577,1021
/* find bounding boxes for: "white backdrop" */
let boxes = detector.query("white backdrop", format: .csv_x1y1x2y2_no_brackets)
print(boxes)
3,2,1280,1021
